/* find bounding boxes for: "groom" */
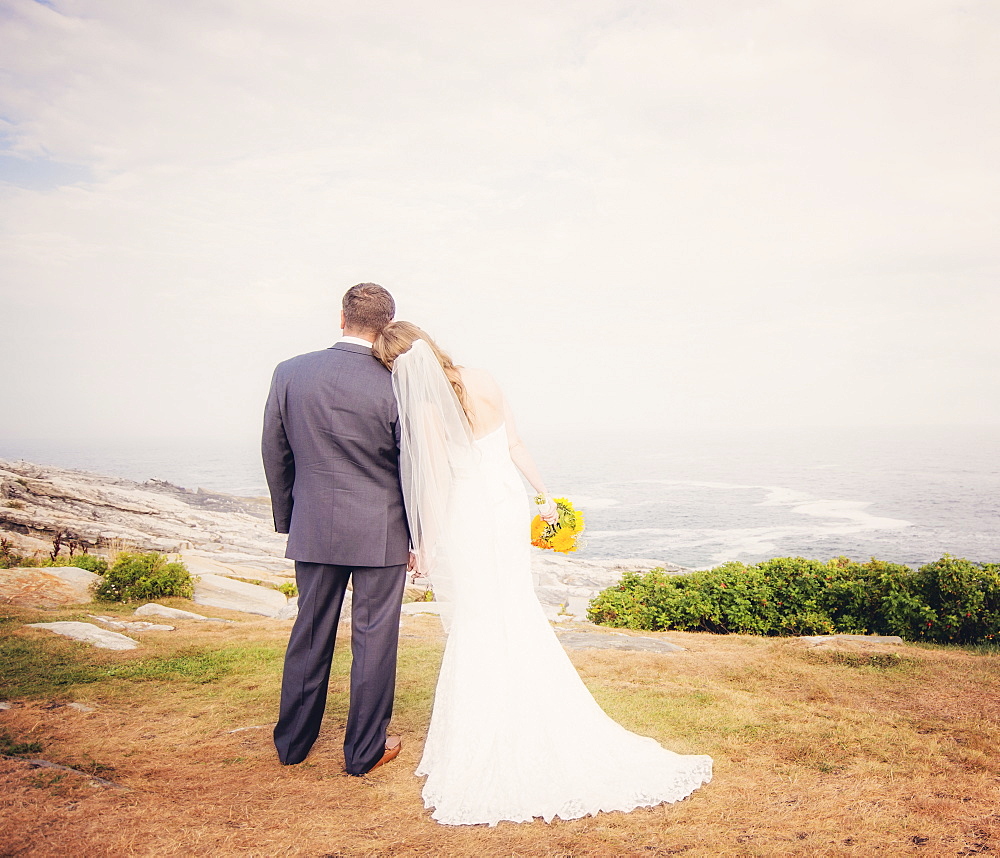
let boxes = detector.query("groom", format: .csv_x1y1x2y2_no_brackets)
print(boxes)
262,282,411,775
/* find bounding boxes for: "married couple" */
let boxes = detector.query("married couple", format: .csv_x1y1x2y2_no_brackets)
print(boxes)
262,283,711,826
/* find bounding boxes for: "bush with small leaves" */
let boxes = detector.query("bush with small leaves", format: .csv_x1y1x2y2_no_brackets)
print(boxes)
886,555,1000,644
92,552,195,602
43,553,110,575
588,555,1000,644
66,553,109,575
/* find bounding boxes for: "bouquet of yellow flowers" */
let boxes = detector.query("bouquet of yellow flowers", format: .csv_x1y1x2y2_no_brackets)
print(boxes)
530,496,585,554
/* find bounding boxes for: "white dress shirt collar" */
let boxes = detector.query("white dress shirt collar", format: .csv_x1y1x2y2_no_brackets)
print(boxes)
338,335,374,348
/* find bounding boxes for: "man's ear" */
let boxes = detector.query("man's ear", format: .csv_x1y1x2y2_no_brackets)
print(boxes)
340,310,346,331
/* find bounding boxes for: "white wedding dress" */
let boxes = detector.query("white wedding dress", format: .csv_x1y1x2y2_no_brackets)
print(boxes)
393,341,712,827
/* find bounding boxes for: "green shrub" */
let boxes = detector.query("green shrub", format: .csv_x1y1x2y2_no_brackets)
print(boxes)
42,553,110,575
884,556,1000,644
92,552,195,602
67,553,110,575
588,555,1000,645
276,581,297,597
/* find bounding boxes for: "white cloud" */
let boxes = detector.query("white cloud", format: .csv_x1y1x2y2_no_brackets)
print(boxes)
1,0,998,442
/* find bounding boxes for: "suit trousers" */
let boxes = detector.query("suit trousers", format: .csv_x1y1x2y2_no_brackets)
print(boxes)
273,560,407,773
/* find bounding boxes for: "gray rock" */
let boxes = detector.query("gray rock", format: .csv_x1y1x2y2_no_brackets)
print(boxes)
0,701,12,710
134,603,233,622
89,615,174,632
555,629,685,653
1,459,692,625
802,634,904,645
274,596,299,620
564,594,594,618
0,566,99,609
27,621,138,650
48,566,101,588
530,553,687,621
66,702,96,712
193,573,291,619
180,553,291,584
0,459,292,579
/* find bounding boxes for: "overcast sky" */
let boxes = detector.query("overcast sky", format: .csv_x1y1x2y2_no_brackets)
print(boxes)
1,0,998,443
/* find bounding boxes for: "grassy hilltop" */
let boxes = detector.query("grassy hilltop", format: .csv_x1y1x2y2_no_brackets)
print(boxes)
2,596,998,857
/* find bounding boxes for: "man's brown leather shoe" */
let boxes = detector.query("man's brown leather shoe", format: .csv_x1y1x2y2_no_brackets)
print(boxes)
367,736,401,773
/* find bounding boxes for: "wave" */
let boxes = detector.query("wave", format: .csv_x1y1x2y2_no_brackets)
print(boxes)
583,481,913,568
567,495,621,510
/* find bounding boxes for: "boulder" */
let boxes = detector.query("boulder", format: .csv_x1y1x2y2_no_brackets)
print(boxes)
179,551,292,584
530,554,687,621
0,566,99,609
555,629,685,653
801,634,903,646
193,573,296,619
134,603,233,622
89,615,174,632
2,459,694,625
27,621,138,650
0,459,293,573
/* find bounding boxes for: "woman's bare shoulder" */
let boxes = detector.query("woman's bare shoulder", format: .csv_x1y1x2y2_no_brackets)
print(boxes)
457,367,506,419
457,366,502,393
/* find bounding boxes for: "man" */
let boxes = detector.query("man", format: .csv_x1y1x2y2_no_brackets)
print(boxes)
262,283,411,775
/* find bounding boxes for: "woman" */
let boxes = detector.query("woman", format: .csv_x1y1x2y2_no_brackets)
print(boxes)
373,321,712,827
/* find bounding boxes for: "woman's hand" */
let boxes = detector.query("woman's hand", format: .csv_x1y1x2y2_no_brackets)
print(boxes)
534,493,559,524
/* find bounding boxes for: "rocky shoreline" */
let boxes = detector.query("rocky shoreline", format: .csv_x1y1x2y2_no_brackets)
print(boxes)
0,458,684,621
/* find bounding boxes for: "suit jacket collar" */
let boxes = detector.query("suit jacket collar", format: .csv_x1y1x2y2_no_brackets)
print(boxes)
331,342,374,355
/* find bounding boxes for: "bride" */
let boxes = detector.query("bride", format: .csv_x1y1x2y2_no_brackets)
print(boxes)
373,322,712,827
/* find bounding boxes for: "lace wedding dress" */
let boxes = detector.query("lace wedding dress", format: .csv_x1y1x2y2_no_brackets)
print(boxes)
394,341,712,827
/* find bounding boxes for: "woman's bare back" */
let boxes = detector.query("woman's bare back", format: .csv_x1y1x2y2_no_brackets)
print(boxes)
457,366,506,439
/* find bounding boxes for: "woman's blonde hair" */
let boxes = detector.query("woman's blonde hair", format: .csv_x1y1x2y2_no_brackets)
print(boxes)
373,321,472,424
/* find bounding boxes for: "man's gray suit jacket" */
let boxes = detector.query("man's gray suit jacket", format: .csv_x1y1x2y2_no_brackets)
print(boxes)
261,342,410,567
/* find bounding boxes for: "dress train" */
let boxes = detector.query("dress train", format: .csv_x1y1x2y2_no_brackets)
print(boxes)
414,425,712,826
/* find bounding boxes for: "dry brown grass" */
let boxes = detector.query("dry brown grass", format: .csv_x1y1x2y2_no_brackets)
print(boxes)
1,605,998,857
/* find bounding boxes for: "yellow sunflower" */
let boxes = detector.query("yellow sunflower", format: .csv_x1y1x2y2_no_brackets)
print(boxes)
530,515,547,541
530,498,585,554
549,527,578,553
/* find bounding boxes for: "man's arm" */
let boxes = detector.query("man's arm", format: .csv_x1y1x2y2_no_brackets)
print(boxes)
261,367,295,533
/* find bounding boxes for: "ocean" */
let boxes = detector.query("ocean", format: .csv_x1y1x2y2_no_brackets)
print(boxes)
2,425,997,570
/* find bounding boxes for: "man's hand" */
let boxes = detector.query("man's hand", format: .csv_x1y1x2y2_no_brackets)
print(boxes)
407,551,424,579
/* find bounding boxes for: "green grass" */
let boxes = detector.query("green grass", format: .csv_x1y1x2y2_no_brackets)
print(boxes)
2,609,999,856
104,644,286,684
0,633,108,697
0,610,286,699
587,679,765,750
393,639,443,716
804,648,921,672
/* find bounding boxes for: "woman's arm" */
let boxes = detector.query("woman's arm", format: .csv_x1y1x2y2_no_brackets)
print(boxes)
503,396,558,522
